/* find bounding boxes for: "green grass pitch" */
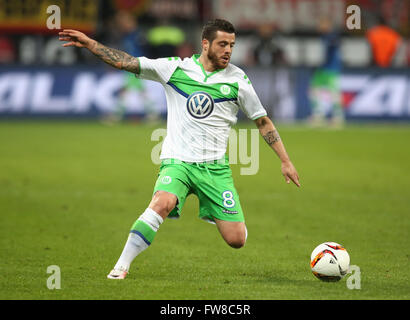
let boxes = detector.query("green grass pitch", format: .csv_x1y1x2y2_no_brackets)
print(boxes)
0,120,409,300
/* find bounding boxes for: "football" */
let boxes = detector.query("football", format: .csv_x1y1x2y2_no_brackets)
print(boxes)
310,242,350,282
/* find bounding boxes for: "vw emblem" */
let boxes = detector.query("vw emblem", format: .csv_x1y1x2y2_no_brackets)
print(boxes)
186,91,214,119
161,176,172,184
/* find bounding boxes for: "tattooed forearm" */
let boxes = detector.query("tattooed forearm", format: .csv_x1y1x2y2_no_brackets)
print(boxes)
263,130,281,146
90,41,140,73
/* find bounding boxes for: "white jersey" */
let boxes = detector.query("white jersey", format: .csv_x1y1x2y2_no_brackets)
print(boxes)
137,54,267,162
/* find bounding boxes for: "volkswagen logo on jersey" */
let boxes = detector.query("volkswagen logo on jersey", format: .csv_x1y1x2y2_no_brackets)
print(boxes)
186,91,214,119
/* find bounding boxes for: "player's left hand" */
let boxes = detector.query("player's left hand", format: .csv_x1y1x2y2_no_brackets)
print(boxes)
281,160,300,187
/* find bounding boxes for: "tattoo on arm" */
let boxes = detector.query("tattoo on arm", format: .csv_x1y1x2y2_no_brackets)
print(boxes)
263,130,281,146
91,41,140,73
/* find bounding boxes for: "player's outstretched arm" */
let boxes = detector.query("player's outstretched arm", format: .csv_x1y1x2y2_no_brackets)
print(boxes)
58,29,140,73
254,116,300,187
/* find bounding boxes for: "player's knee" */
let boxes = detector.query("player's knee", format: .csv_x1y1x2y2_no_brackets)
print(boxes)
149,191,177,217
226,231,247,249
227,237,246,249
228,240,245,249
218,222,247,249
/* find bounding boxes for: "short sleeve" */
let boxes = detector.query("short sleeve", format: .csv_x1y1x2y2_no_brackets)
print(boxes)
237,75,267,120
137,57,181,83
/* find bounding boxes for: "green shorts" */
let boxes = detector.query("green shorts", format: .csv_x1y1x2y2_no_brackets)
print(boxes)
153,157,244,223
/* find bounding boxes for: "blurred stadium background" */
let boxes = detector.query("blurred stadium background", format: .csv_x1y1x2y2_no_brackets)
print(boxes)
0,0,408,121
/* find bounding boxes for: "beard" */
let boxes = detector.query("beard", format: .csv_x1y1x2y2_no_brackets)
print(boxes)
207,47,229,70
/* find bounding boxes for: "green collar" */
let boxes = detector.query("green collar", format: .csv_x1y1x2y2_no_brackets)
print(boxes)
192,54,223,82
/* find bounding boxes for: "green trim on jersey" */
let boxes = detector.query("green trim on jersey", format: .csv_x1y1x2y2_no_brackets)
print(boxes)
192,54,224,82
135,57,141,74
168,67,239,101
252,114,266,121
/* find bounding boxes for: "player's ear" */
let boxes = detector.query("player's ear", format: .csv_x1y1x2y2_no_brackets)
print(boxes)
202,38,209,52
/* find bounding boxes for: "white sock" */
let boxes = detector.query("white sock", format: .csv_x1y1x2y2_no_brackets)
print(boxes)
113,208,163,271
138,207,163,231
113,233,149,271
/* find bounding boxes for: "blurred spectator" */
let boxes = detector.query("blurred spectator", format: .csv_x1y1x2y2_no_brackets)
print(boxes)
100,11,157,125
115,10,147,57
146,19,186,58
0,36,16,64
253,24,287,67
309,18,344,128
407,41,410,66
176,41,195,59
366,16,402,67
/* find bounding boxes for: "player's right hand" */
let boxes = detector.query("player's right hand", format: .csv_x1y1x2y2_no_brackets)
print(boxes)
59,29,94,48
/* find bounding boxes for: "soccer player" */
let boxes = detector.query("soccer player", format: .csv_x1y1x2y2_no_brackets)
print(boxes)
309,18,344,128
59,19,300,280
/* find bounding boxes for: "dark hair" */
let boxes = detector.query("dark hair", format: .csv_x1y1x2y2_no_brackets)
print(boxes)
201,19,235,43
